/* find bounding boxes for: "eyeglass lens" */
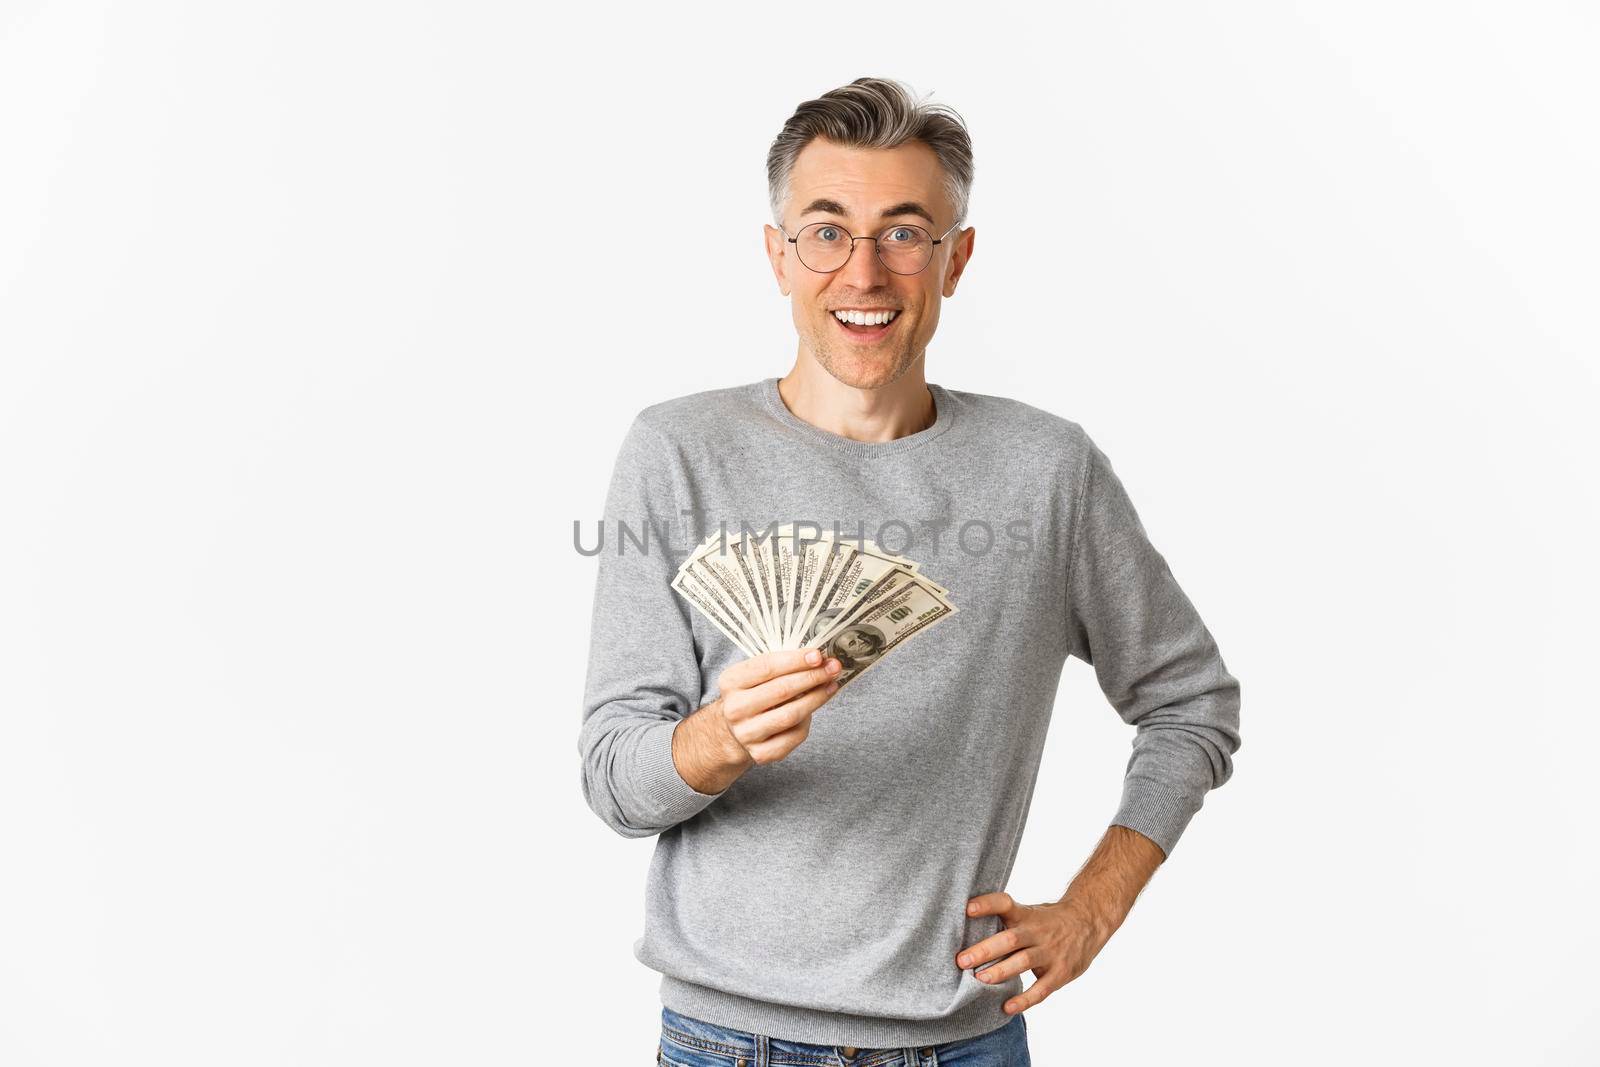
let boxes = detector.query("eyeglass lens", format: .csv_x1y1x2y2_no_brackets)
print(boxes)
794,222,935,274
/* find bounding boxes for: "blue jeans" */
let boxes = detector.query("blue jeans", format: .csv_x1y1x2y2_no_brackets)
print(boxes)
657,1005,1030,1066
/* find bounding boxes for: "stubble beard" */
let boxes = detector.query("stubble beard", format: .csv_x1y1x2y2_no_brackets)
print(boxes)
805,315,919,392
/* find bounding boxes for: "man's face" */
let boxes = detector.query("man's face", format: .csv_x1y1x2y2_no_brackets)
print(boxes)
764,138,974,391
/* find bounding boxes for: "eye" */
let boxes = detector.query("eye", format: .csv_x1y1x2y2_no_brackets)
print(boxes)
816,226,843,242
885,227,915,243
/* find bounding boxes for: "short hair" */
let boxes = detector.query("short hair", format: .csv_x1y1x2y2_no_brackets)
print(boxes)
766,77,974,231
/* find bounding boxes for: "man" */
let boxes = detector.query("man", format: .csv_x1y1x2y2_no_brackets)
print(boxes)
578,76,1242,1062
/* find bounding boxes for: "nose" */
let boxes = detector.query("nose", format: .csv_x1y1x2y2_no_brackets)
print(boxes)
837,235,892,288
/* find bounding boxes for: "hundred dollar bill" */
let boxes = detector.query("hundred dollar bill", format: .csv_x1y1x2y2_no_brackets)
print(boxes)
670,565,762,658
670,523,957,676
805,568,958,689
789,537,916,651
677,525,782,649
682,533,776,650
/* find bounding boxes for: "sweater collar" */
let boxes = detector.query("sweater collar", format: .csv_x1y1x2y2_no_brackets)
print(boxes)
755,376,955,458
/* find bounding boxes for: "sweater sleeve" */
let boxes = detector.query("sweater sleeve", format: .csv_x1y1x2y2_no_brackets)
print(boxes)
1065,435,1242,860
576,413,724,839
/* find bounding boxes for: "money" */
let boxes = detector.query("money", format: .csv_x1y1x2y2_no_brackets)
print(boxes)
671,523,959,689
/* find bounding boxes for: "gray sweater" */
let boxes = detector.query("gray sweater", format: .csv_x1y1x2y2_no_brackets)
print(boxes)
577,377,1242,1047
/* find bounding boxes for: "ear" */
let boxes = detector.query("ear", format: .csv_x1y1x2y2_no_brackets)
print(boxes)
763,225,791,296
942,226,975,298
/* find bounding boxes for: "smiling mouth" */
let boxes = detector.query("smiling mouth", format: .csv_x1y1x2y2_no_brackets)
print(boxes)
830,309,901,340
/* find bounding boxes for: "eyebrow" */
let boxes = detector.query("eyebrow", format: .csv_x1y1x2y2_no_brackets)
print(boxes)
798,198,938,227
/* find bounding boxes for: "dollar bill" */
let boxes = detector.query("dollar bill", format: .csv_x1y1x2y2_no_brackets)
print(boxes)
808,566,958,689
671,523,957,685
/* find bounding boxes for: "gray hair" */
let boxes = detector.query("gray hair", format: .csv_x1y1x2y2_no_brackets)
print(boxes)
766,77,974,232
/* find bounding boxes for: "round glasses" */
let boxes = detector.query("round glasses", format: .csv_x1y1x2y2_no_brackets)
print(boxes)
779,219,962,275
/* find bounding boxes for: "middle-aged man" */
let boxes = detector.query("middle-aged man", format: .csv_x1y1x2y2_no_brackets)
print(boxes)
578,76,1242,1066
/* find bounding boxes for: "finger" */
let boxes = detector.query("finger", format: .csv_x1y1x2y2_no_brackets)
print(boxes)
721,648,825,691
745,716,807,762
966,892,1014,917
973,948,1032,985
758,675,839,728
740,660,842,714
955,926,1022,971
742,680,839,757
1002,977,1056,1016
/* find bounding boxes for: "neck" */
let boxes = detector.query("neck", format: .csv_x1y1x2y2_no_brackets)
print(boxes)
776,358,936,444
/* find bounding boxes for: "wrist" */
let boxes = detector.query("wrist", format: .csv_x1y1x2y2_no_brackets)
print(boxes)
706,696,752,763
1056,889,1122,945
672,698,752,794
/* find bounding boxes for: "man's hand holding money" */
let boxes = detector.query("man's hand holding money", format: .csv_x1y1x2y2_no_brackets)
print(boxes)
672,648,843,794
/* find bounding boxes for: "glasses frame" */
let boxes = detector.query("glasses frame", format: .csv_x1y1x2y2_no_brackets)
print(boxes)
778,218,964,275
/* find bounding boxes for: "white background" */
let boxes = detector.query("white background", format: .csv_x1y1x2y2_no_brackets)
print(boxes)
2,2,1596,1063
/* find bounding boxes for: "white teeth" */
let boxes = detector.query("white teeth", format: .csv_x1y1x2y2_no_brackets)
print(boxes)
832,309,898,326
